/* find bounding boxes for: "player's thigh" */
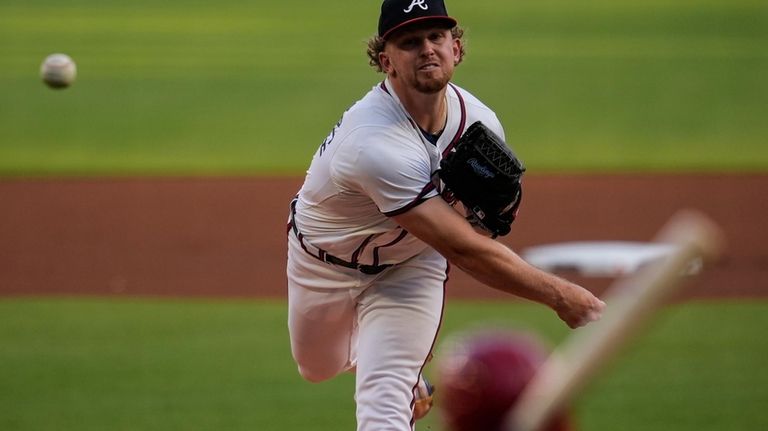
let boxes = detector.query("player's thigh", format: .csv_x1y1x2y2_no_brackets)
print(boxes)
287,236,364,380
287,284,359,380
360,248,448,335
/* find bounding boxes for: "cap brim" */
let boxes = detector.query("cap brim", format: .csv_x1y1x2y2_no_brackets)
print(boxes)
382,16,458,40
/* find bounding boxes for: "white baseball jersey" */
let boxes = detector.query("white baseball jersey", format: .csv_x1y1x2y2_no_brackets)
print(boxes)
293,78,505,270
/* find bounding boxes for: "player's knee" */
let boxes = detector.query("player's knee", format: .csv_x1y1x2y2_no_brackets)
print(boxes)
297,364,337,383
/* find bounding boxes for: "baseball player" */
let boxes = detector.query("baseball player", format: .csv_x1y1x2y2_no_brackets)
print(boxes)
286,1,606,430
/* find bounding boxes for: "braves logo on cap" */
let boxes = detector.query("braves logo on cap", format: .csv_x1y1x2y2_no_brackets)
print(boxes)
403,0,429,13
378,0,457,39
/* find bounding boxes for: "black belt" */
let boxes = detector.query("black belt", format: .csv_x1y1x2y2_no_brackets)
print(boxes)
289,199,393,275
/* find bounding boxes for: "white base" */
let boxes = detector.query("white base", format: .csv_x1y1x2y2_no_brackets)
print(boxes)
521,241,702,277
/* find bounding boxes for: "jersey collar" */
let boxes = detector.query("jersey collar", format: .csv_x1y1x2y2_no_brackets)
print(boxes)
379,78,465,153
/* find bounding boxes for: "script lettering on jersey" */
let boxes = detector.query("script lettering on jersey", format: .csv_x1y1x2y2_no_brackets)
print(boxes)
403,0,428,13
319,115,344,157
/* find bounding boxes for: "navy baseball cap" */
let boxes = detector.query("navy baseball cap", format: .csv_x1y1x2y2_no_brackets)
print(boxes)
378,0,458,40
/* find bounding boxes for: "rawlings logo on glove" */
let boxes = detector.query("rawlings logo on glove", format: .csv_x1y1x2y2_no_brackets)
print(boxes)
438,121,525,238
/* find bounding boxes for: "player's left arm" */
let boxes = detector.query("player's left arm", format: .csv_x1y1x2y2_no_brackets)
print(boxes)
391,197,604,328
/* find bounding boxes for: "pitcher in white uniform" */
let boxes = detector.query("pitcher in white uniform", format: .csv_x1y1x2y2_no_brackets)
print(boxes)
286,1,606,430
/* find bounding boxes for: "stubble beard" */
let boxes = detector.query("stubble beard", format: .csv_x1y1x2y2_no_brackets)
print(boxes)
410,64,454,94
414,73,450,94
389,64,454,94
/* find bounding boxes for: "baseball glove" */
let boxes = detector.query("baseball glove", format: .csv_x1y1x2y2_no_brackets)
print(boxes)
438,121,525,238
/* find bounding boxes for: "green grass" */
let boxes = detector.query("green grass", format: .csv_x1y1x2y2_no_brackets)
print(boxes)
1,0,766,175
1,297,766,431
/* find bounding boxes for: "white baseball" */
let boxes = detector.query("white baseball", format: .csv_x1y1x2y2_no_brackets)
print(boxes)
40,53,77,89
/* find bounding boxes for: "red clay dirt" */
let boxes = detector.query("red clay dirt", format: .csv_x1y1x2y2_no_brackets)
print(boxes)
0,175,765,300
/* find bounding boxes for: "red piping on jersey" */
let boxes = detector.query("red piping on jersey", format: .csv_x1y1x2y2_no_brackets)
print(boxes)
382,82,467,218
443,82,466,155
383,183,435,217
351,234,376,265
289,197,393,274
379,81,467,147
371,229,409,266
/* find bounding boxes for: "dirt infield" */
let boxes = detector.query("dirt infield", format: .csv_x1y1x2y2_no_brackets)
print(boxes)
0,174,765,300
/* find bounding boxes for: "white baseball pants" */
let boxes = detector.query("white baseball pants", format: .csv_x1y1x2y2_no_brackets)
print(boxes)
287,232,447,430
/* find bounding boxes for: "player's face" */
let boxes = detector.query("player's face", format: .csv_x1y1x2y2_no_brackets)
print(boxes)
381,25,461,94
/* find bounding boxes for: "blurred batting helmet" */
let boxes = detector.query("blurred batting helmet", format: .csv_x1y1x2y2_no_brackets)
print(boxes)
437,328,573,431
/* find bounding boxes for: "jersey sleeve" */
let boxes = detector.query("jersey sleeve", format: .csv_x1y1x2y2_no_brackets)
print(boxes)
331,128,437,216
488,115,506,142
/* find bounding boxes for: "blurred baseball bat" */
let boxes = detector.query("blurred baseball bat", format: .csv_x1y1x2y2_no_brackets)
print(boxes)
504,209,725,431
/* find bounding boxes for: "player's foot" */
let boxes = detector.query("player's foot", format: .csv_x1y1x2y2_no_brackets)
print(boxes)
413,375,435,421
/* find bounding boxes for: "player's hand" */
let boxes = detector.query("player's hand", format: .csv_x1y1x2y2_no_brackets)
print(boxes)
554,283,606,329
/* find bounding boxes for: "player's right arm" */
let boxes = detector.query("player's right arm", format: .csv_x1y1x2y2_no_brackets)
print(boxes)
392,197,605,328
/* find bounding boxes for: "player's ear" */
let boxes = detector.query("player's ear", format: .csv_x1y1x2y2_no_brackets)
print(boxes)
453,39,461,65
379,52,392,73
